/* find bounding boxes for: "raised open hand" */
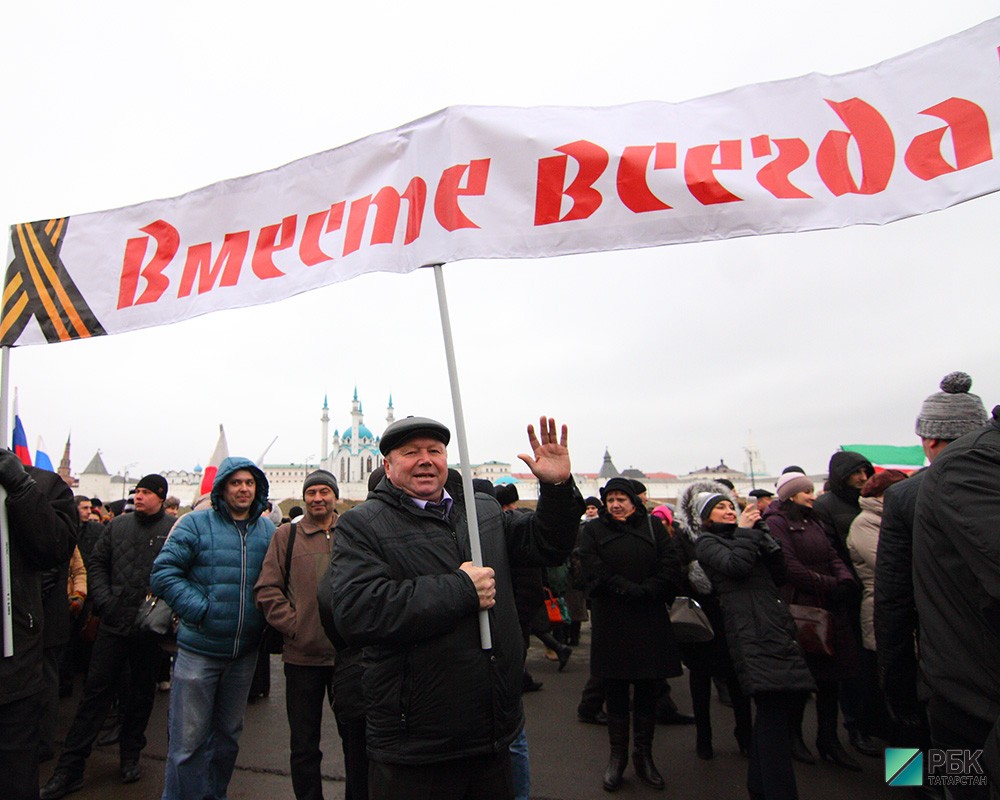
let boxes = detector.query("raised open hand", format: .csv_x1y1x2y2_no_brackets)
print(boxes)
517,416,571,485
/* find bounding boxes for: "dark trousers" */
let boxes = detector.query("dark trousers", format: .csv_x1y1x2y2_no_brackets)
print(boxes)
605,678,658,719
56,628,161,774
369,751,513,800
41,644,65,757
578,674,605,716
792,679,840,744
749,691,800,800
690,667,752,744
0,691,44,800
336,716,368,800
284,662,335,800
927,696,993,800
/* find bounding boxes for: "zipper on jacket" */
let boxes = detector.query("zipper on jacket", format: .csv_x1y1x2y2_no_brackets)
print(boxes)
399,650,411,738
233,522,248,660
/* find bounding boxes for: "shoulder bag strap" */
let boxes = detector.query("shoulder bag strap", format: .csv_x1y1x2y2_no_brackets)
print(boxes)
283,522,297,594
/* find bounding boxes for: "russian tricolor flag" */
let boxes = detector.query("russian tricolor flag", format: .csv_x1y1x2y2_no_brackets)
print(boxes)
34,437,54,472
11,390,32,467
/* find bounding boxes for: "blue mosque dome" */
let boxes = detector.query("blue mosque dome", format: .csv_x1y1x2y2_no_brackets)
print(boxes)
342,424,375,441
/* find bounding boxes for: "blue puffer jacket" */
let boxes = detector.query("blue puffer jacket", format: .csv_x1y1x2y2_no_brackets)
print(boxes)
150,457,275,659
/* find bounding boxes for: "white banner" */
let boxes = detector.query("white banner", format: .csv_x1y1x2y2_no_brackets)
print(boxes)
4,17,999,347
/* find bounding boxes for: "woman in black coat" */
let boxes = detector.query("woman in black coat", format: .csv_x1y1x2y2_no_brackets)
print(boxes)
695,491,815,800
675,482,753,759
577,478,684,792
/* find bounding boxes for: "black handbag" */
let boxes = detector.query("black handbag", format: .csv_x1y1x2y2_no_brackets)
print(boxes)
260,523,297,654
135,593,175,637
669,597,715,643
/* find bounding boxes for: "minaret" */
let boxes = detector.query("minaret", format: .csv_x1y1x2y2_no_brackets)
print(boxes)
320,395,330,462
386,394,395,427
744,430,765,488
351,387,361,454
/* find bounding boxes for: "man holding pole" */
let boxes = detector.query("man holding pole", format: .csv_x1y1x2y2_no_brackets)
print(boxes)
0,449,76,800
325,415,582,800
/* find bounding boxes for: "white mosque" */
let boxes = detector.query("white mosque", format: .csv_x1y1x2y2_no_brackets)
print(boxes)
322,389,393,488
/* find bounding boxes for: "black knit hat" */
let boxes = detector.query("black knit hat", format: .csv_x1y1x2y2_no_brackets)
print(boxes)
135,474,168,500
600,477,642,508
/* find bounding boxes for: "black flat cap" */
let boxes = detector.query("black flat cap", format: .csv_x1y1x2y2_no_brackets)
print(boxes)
379,416,451,455
748,488,774,498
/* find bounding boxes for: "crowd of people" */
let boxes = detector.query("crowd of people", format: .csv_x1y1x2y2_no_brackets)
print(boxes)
2,371,999,800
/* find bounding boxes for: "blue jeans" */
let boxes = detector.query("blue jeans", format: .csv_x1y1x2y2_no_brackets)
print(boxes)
162,648,257,800
509,725,530,800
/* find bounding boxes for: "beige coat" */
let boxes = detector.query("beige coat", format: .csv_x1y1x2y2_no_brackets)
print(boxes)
67,546,87,599
847,496,882,651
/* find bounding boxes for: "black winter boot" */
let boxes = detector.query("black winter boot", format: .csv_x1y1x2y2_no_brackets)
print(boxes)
603,715,630,791
632,714,665,790
696,722,714,759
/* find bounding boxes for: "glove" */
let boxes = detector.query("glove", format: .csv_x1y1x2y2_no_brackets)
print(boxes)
68,594,85,616
758,533,782,557
0,448,33,495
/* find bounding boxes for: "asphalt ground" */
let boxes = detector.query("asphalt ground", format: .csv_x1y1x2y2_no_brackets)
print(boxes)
42,624,895,799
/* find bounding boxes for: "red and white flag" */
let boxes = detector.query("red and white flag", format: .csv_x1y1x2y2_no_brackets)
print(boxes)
199,425,229,496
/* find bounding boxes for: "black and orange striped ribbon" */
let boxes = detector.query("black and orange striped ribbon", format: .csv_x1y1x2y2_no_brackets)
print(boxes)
1,219,106,346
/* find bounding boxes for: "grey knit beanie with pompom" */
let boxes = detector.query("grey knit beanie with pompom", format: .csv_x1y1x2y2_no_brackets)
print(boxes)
915,372,988,440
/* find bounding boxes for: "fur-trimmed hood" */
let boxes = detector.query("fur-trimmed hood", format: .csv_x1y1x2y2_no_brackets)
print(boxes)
676,480,741,539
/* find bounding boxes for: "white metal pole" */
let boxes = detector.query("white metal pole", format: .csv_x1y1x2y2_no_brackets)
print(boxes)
432,265,491,650
1,346,12,657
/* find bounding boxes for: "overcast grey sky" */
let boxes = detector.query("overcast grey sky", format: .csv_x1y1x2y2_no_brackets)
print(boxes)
2,1,997,482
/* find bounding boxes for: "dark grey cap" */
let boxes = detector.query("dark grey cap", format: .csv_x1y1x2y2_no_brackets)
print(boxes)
379,416,451,455
303,469,339,499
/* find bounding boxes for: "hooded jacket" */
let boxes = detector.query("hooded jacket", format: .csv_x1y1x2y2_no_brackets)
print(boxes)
813,450,874,548
150,457,274,659
695,521,815,697
325,473,582,765
675,480,741,596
